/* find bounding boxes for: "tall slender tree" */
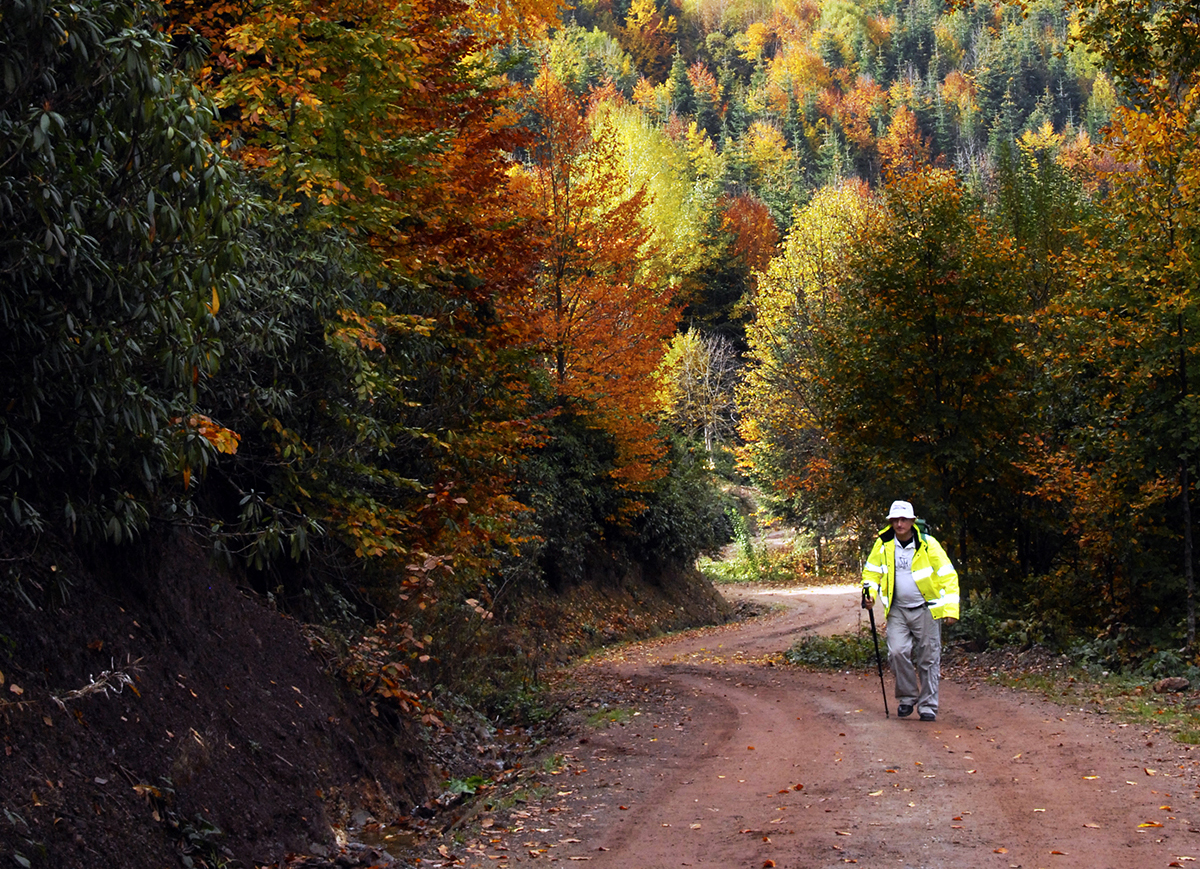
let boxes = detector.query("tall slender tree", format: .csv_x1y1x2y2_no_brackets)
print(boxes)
508,68,680,494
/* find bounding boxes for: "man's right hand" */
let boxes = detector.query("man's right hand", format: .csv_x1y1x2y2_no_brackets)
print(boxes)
861,592,874,609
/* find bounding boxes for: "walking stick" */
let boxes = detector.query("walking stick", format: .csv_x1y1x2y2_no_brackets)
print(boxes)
862,588,889,718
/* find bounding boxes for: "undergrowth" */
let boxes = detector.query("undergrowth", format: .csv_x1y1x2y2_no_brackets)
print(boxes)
585,706,638,727
784,629,885,670
988,661,1200,745
697,509,812,585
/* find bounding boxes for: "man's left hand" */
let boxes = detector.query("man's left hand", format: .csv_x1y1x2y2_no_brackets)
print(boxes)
942,616,958,626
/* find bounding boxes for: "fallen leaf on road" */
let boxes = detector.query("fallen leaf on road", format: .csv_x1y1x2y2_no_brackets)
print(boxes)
1147,768,1158,775
1083,823,1100,828
619,806,629,811
690,823,701,830
1139,821,1164,828
967,769,976,774
1034,808,1046,813
994,848,1008,854
1050,851,1066,855
793,784,804,790
868,790,883,796
1083,775,1099,780
762,861,775,868
748,746,755,750
835,831,851,836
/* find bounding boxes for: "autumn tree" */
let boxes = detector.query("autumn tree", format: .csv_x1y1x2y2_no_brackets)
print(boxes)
658,328,740,456
688,60,724,136
741,171,1034,586
825,169,1032,580
1035,0,1200,645
991,122,1088,308
737,181,876,532
546,23,640,96
620,0,678,82
509,68,680,494
158,0,583,707
878,104,932,177
184,0,564,585
602,103,723,285
836,75,888,179
493,68,723,587
677,191,779,347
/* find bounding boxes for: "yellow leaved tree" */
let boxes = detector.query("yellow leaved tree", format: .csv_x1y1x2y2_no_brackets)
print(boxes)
737,180,876,517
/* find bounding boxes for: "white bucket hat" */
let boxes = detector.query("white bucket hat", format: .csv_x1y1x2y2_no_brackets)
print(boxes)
887,500,916,519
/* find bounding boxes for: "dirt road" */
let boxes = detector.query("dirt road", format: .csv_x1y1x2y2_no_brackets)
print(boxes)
450,585,1200,869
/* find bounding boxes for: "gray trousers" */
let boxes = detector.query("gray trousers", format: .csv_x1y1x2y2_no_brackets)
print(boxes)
886,604,941,716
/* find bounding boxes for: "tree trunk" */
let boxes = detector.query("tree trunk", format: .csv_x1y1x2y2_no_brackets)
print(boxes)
1180,313,1195,649
1183,460,1194,648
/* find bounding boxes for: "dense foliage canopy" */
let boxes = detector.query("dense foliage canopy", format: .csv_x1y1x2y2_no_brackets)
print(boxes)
6,0,1200,688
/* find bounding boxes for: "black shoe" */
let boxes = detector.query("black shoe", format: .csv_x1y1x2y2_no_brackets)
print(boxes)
897,704,914,718
919,712,936,722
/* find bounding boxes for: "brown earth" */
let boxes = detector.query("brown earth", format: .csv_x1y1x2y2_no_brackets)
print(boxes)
0,534,435,869
414,584,1200,869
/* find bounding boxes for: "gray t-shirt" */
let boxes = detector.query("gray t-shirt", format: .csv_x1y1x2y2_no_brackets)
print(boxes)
892,537,925,608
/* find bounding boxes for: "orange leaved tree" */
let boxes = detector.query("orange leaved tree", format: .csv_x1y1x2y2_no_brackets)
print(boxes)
181,0,564,573
507,68,681,500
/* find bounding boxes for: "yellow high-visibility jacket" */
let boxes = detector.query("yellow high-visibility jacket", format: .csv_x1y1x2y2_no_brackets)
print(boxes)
861,525,960,620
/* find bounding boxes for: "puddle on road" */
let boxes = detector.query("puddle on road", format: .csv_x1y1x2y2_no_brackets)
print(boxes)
354,825,424,860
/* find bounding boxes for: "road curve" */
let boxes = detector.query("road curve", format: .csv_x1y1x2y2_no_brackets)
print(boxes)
456,584,1200,869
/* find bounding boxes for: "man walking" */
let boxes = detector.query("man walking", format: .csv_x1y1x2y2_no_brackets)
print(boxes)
861,500,959,721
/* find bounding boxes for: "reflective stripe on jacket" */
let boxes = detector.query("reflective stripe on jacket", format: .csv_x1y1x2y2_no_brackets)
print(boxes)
861,525,960,620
